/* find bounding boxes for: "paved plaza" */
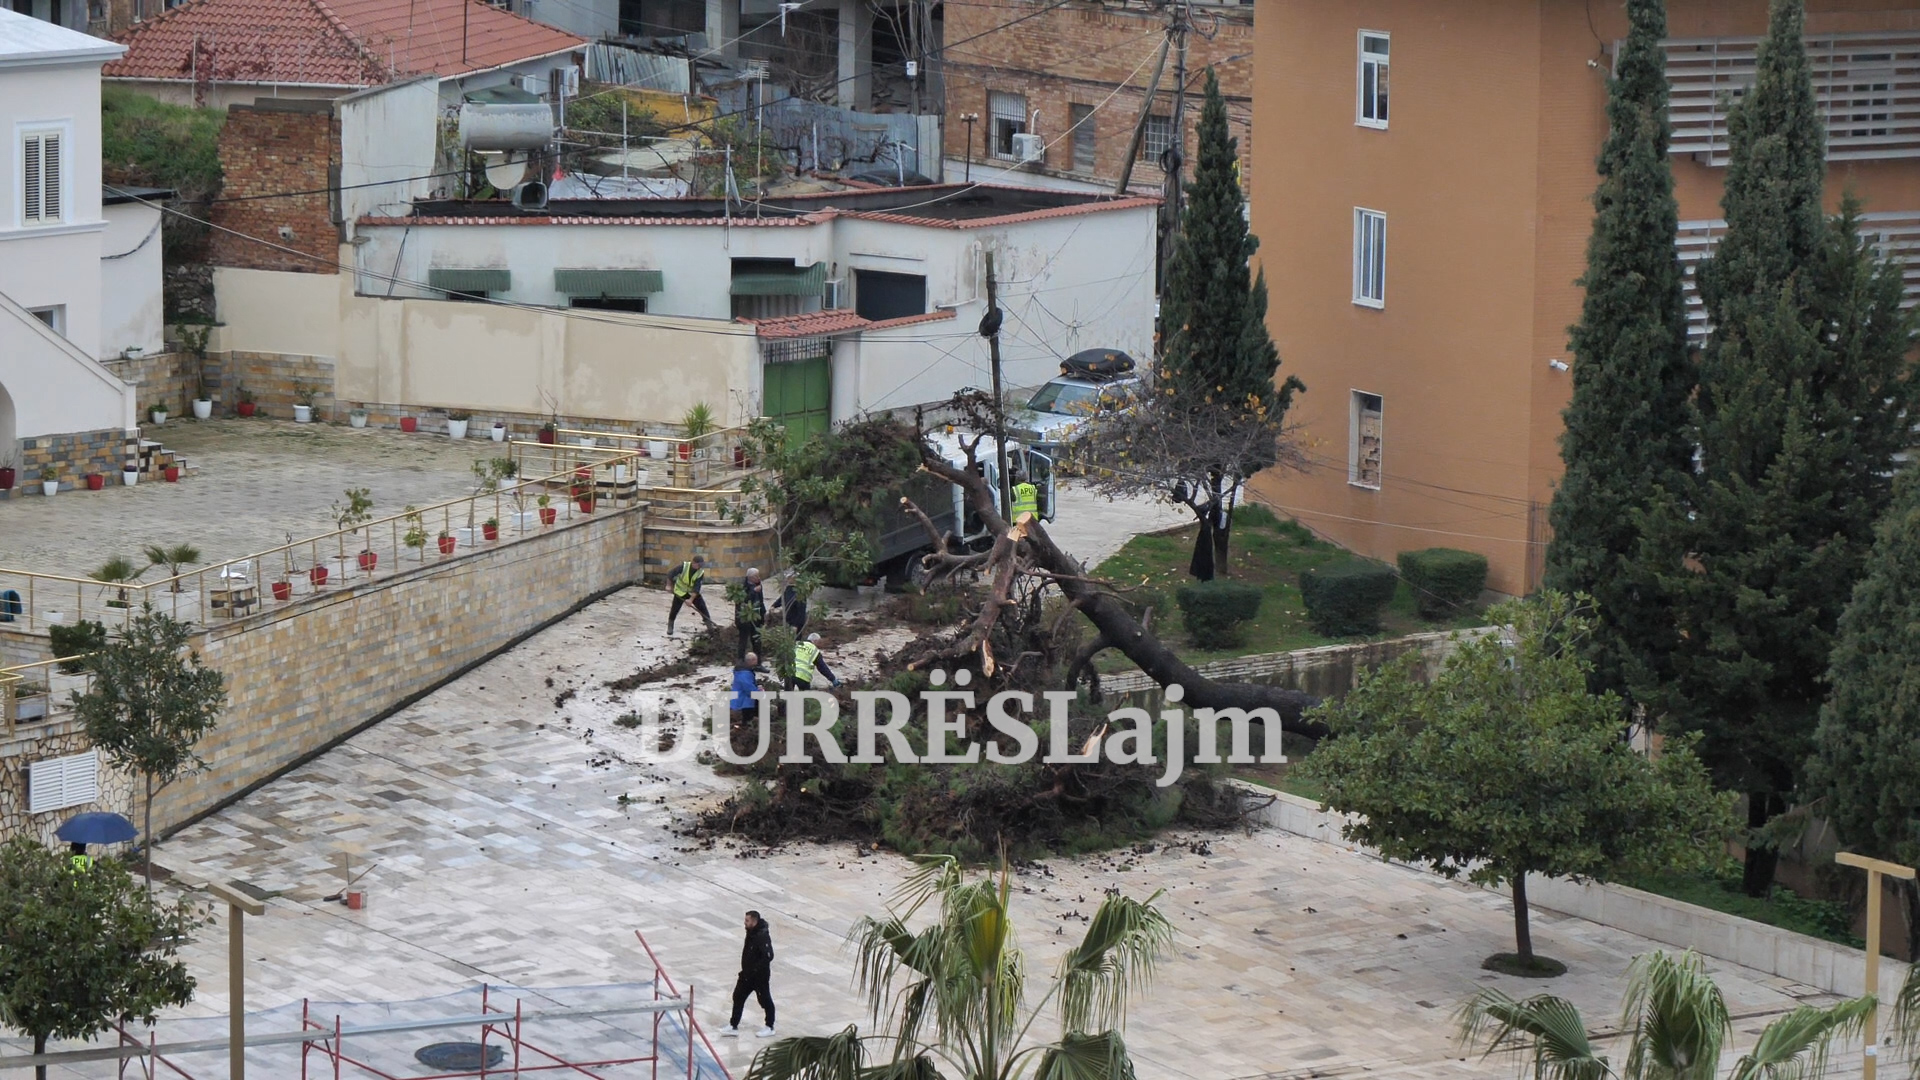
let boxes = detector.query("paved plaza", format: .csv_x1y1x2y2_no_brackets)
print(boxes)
4,585,1890,1080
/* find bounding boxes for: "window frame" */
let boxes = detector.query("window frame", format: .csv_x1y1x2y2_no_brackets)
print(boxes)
1068,102,1097,173
1357,30,1390,130
1349,390,1384,490
18,123,70,228
989,90,1028,160
1140,112,1175,163
1353,207,1387,308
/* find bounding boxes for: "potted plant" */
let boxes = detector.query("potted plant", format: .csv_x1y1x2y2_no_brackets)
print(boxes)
680,402,716,461
0,451,15,490
48,619,106,697
465,457,514,542
293,382,318,423
163,463,180,482
149,402,168,425
272,578,294,601
537,493,556,525
482,517,500,541
122,460,139,486
331,487,375,572
143,542,201,592
192,377,213,420
491,421,507,442
400,416,419,433
437,530,456,555
538,420,557,444
85,473,105,491
88,557,142,608
447,411,470,440
402,506,428,559
309,563,329,587
348,407,369,429
40,465,58,496
235,385,257,417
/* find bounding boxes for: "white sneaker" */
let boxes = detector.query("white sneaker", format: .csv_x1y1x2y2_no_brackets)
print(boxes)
756,1026,776,1038
719,1025,738,1038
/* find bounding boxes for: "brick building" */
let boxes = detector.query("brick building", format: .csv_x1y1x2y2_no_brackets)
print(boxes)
209,100,340,274
939,0,1253,195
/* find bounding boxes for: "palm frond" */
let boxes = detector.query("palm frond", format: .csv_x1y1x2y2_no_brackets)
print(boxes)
856,1055,945,1080
1456,988,1612,1080
1032,1030,1138,1080
745,1025,868,1080
1892,961,1920,1062
1057,892,1175,1033
1621,951,1730,1080
1727,997,1876,1080
893,855,963,919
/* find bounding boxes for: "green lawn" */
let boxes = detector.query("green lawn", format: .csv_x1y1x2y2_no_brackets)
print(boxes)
1090,504,1482,669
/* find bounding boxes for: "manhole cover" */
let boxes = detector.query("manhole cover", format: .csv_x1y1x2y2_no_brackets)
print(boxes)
415,1042,506,1070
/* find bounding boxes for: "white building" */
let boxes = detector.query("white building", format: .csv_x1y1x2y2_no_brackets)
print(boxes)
0,8,139,479
211,185,1158,435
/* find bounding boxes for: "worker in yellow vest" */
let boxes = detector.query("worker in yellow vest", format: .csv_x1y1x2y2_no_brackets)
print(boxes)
1010,471,1039,522
667,555,718,636
67,842,93,873
787,633,840,690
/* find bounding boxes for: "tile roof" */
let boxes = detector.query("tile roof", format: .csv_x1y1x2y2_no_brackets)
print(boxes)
361,213,824,227
104,0,584,87
743,308,956,340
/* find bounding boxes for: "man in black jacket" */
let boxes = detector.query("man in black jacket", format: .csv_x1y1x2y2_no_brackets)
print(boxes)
721,910,776,1038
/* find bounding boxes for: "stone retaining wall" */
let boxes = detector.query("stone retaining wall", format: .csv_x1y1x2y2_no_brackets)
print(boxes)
0,718,136,851
641,521,778,596
101,350,199,419
10,428,140,495
204,350,335,421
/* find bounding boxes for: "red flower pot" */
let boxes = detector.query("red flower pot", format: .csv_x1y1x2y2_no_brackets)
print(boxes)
357,550,378,572
0,467,15,490
677,442,692,462
538,428,557,444
310,565,329,587
163,465,180,482
437,535,456,555
271,580,293,601
732,447,746,469
482,523,499,541
539,507,557,525
399,416,418,433
577,497,595,514
86,474,106,491
236,402,257,417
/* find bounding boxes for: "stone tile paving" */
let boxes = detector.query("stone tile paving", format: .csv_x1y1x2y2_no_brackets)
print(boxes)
5,585,1898,1079
0,420,502,576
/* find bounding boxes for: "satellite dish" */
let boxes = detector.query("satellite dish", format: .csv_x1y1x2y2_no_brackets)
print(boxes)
480,151,529,190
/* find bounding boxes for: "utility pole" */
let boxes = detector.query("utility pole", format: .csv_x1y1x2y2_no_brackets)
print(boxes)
1114,32,1171,196
1162,0,1191,266
1836,851,1916,1080
982,250,1012,523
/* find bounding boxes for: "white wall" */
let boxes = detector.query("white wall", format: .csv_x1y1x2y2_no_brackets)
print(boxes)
337,78,441,232
439,52,583,109
0,54,107,359
99,200,163,358
0,291,136,439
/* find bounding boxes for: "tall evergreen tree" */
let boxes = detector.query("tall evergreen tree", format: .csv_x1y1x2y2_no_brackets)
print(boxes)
1647,0,1917,895
1134,68,1301,576
1808,464,1920,962
1544,0,1695,701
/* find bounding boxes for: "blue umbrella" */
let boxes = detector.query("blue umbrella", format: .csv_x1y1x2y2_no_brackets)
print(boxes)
56,812,138,846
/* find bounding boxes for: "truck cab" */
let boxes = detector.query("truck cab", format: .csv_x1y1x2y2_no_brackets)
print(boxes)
870,432,1055,588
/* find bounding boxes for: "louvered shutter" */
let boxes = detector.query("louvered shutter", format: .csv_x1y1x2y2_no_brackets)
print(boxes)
27,750,99,813
22,135,42,223
40,134,61,222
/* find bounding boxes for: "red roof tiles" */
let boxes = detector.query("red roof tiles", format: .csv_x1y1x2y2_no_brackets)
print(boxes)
744,308,956,340
105,0,584,87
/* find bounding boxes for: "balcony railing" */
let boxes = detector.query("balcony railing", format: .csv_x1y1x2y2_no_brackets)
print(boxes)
1654,30,1920,164
1675,210,1920,338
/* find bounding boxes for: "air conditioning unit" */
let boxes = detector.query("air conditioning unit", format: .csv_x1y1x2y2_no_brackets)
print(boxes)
1011,132,1044,166
822,279,845,309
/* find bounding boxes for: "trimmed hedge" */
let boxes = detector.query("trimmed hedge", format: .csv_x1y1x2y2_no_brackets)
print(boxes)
1175,579,1263,650
1397,547,1488,618
1298,560,1397,636
48,620,107,673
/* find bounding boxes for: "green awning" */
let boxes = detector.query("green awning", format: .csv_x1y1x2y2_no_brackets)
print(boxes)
555,268,664,297
730,261,826,297
429,268,511,294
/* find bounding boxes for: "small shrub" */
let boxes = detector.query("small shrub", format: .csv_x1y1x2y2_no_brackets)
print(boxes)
1397,547,1488,619
49,620,108,672
1175,579,1263,650
1298,560,1397,636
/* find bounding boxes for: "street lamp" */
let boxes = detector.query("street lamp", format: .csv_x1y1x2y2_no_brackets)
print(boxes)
960,113,980,183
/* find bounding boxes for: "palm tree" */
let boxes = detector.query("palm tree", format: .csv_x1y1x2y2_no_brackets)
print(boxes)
1458,950,1873,1080
744,856,1172,1080
89,555,146,608
142,543,201,593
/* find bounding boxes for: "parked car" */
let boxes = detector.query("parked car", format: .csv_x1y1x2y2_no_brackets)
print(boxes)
1010,349,1141,452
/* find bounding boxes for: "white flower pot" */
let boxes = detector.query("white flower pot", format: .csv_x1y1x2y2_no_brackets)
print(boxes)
448,419,469,440
150,411,166,425
41,480,58,496
122,469,139,486
491,424,507,442
294,405,313,423
648,440,668,459
15,695,47,721
348,411,368,428
192,399,212,420
577,437,596,449
50,671,87,698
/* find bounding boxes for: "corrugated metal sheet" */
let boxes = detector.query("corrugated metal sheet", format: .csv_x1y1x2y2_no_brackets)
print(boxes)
428,268,512,293
586,45,691,93
730,261,825,296
554,268,665,296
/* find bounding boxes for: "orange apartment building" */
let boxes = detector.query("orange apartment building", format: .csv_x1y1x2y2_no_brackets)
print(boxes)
1251,0,1920,595
941,0,1255,193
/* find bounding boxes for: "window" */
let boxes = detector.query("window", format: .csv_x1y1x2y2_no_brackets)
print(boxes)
27,306,64,334
1353,208,1386,307
1357,31,1389,128
27,751,99,814
1069,103,1096,172
20,129,64,226
853,269,927,321
1141,113,1175,163
1350,392,1383,489
570,296,646,313
990,90,1028,159
1841,53,1892,138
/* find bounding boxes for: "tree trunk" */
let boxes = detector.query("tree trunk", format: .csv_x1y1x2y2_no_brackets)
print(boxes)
1188,509,1216,581
1740,792,1781,898
35,1031,46,1080
1511,872,1534,964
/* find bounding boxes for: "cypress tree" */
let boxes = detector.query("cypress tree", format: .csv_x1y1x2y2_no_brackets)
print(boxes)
1156,68,1302,574
1809,465,1920,962
1648,0,1917,895
1544,0,1694,701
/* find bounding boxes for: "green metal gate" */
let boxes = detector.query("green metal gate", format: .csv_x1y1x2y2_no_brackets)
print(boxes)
763,355,831,445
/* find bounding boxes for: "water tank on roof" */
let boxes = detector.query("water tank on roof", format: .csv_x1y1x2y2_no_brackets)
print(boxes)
458,103,554,152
